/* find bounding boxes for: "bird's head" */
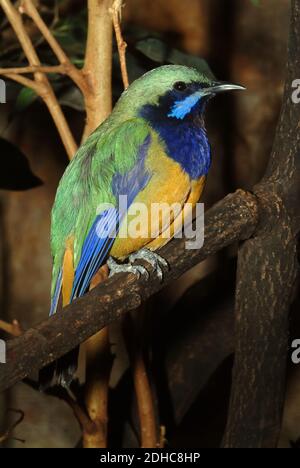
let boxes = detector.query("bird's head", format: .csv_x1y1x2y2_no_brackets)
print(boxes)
115,65,245,124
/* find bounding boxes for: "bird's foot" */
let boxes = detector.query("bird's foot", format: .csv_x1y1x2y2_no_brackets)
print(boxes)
129,248,169,281
107,255,149,280
107,249,169,281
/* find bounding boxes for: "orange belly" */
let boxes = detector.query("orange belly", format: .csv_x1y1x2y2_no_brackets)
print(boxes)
111,146,206,259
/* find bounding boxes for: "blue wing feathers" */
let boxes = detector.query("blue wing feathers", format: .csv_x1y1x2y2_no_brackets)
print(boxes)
50,269,62,316
71,209,117,299
70,133,152,301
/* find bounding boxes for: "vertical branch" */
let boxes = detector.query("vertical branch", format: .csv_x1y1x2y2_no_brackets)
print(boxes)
81,0,114,447
110,0,129,89
223,0,300,448
83,327,113,448
110,4,158,447
223,213,296,448
82,0,113,140
123,313,158,448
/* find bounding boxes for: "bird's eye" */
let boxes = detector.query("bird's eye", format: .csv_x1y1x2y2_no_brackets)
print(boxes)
173,81,187,92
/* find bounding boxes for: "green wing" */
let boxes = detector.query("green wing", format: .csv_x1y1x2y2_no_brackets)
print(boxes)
50,117,151,306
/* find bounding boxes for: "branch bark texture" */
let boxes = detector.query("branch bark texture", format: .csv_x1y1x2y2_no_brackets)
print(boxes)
223,0,300,448
0,190,258,392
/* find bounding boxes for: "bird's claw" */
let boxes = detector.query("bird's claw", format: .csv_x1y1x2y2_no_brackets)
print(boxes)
129,248,169,281
107,249,169,281
107,256,149,280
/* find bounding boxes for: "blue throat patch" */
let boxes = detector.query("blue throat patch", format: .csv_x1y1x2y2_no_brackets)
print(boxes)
168,93,202,120
140,89,211,180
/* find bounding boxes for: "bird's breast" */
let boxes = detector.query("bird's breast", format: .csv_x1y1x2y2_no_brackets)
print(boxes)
147,119,211,180
110,140,191,259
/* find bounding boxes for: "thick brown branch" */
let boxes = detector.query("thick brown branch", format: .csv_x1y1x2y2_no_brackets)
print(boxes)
0,189,258,393
82,0,113,139
83,327,113,448
79,0,115,449
123,313,158,447
223,0,300,448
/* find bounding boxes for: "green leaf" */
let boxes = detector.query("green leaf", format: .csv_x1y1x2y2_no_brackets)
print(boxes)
15,87,37,112
135,38,215,79
251,0,260,5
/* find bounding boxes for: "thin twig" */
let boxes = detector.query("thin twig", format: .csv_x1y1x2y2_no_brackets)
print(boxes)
0,65,66,75
110,0,129,89
19,0,87,93
22,377,96,439
0,0,77,159
159,426,166,448
4,73,40,91
112,1,156,446
63,393,96,435
0,319,22,337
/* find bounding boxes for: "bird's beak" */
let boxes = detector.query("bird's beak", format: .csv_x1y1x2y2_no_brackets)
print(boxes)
201,81,246,96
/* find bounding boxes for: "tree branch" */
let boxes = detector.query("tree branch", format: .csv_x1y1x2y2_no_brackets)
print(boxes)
0,319,22,337
110,4,157,446
83,326,113,448
3,73,39,91
223,0,300,448
19,0,87,94
82,0,113,139
0,65,69,75
110,0,129,89
123,313,158,447
0,0,77,159
74,0,115,449
0,189,258,393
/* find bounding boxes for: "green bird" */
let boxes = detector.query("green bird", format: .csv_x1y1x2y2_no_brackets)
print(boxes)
44,65,244,387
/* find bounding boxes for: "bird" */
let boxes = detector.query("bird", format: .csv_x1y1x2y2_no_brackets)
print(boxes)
42,65,244,387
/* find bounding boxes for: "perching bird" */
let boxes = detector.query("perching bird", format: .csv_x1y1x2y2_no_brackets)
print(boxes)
43,65,244,387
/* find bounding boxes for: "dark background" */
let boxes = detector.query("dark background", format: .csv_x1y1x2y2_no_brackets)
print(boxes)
0,0,299,448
